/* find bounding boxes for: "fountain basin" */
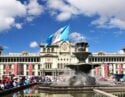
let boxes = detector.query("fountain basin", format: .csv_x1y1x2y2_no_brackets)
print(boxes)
66,63,100,74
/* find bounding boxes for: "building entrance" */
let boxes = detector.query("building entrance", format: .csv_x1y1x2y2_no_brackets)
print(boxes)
45,72,52,76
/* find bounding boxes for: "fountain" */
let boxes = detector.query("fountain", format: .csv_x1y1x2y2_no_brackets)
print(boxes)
65,42,99,86
67,42,98,74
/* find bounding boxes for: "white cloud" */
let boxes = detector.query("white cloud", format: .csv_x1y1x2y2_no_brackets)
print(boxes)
109,18,125,29
0,0,44,32
46,0,79,21
30,41,39,48
15,23,22,29
46,0,125,30
0,0,26,32
26,0,44,21
69,32,86,43
56,12,71,21
118,50,124,54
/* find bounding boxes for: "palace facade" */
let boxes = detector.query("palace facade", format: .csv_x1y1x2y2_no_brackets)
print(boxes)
0,41,125,79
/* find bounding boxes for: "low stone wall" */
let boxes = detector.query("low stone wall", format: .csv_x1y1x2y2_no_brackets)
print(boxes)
93,89,117,97
38,85,125,93
0,83,36,96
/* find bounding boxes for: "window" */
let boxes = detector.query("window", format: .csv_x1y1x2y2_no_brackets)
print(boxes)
95,57,97,62
5,58,7,62
20,58,23,62
47,48,50,52
58,64,64,69
45,63,52,69
37,58,40,62
1,58,3,62
32,64,35,69
43,48,46,52
14,58,16,62
4,65,5,69
26,65,28,69
32,72,34,75
52,48,54,52
11,58,13,62
38,72,40,75
28,58,30,62
26,72,28,75
31,58,33,62
9,72,11,75
9,64,11,69
34,58,36,62
116,64,118,69
38,65,40,69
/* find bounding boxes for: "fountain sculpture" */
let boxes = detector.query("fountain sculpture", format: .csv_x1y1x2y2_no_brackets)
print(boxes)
66,42,100,86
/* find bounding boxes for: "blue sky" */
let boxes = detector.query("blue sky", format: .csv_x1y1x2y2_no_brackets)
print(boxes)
0,0,125,54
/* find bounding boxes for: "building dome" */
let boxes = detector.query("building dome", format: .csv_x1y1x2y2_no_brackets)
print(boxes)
21,51,29,55
98,51,105,55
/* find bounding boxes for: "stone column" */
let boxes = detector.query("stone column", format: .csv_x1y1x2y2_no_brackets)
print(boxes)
35,64,38,76
118,64,123,74
28,63,32,76
101,64,105,77
0,64,3,79
96,67,100,77
113,64,116,74
104,63,109,78
13,63,17,76
23,64,27,76
123,64,125,74
5,63,9,75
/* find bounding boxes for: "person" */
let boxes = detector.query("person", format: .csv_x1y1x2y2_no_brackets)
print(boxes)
0,80,4,90
0,80,3,91
24,79,29,85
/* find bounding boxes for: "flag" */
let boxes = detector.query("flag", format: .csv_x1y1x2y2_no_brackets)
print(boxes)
52,26,65,44
46,25,70,47
60,25,70,41
45,34,54,47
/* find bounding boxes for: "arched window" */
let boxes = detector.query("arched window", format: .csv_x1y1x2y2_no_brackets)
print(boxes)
47,48,50,52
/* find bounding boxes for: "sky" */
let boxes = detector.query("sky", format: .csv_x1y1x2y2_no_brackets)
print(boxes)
0,0,125,54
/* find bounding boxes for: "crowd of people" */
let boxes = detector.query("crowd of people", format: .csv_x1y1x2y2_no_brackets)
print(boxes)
0,75,66,93
0,75,37,92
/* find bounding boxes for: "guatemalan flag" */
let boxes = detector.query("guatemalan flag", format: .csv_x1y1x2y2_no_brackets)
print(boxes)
46,25,70,47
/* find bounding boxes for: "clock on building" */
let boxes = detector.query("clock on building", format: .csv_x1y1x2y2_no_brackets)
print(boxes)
61,42,69,52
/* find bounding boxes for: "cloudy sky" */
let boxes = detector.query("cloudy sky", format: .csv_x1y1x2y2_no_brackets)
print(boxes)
0,0,125,53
